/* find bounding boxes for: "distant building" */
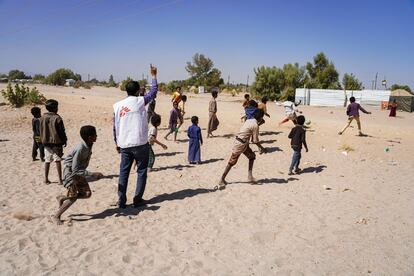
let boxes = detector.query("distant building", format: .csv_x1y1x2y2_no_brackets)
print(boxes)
65,79,76,86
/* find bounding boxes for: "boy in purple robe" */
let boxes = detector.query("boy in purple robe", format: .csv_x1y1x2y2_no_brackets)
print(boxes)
187,116,203,164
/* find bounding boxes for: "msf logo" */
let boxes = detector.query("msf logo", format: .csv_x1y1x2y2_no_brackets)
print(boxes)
119,106,131,117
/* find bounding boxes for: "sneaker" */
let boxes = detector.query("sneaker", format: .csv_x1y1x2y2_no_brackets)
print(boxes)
294,168,302,174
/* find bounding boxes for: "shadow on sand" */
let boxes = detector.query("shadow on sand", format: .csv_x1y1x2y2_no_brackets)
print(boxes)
152,164,194,172
265,146,283,153
300,165,327,174
260,131,282,136
155,151,183,157
70,188,215,221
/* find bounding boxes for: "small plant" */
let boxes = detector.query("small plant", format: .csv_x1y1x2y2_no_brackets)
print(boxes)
338,144,355,152
1,83,46,107
82,82,92,89
73,80,82,88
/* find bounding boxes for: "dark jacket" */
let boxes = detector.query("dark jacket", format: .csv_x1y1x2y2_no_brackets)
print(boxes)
288,125,307,150
40,112,67,146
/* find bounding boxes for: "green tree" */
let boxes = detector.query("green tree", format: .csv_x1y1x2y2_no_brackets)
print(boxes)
389,84,412,93
185,53,223,88
108,74,117,87
251,66,285,100
306,52,340,89
342,73,362,90
46,68,81,86
33,74,45,82
281,63,307,99
8,69,29,80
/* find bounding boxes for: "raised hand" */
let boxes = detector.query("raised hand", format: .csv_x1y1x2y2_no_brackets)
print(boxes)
150,64,157,77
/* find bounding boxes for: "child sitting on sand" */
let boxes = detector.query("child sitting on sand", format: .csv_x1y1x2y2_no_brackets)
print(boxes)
338,96,371,136
187,116,203,164
164,101,183,142
51,125,103,225
288,115,308,175
148,114,167,172
31,106,45,162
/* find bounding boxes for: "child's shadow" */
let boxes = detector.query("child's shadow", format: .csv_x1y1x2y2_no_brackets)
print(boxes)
152,164,194,172
257,177,299,184
265,146,283,153
156,151,183,157
200,158,224,164
300,165,327,174
260,131,282,136
70,205,160,221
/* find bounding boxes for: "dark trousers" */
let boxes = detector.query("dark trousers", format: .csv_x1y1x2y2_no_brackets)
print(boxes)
118,143,149,206
32,139,45,160
289,149,301,172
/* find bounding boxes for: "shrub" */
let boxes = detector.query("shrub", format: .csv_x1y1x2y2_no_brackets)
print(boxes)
73,80,82,88
82,82,92,89
1,83,46,107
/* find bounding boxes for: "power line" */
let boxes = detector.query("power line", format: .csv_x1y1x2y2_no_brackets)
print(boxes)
0,0,184,51
0,0,102,37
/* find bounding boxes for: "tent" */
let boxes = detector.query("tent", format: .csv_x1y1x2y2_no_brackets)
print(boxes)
388,89,414,112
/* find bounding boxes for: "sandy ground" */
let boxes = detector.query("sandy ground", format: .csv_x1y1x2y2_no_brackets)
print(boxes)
0,83,413,275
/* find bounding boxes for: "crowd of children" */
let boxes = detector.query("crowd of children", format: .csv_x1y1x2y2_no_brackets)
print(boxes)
30,65,377,225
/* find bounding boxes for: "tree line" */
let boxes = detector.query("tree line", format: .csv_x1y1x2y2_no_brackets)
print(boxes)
1,52,411,97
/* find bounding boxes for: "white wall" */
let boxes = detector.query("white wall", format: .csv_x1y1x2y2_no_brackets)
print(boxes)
295,88,390,106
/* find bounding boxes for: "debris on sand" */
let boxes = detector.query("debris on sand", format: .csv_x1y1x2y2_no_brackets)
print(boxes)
338,144,354,153
13,208,36,221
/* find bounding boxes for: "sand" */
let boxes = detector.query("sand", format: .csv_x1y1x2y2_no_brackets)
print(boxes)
0,83,413,275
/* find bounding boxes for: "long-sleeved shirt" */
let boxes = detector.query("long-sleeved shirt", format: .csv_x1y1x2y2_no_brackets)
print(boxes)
288,125,307,151
187,124,203,144
113,78,158,147
32,117,41,138
169,107,182,128
62,140,93,188
346,102,368,117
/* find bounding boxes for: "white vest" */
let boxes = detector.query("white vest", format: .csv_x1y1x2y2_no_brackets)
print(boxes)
113,96,148,148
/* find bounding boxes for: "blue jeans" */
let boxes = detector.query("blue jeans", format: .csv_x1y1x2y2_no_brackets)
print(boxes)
118,143,149,206
289,149,301,172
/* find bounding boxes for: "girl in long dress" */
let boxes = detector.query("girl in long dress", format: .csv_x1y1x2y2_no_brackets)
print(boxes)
187,116,203,164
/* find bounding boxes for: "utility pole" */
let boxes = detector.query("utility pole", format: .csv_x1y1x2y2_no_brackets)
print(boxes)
87,74,90,82
246,75,249,88
227,75,230,86
374,72,378,90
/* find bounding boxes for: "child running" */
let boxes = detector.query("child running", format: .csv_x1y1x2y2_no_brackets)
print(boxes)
279,95,300,126
171,86,183,104
164,101,183,142
40,99,67,185
258,96,270,126
179,95,187,118
288,115,308,175
148,114,167,172
51,125,103,225
187,116,203,164
240,94,250,121
338,96,371,136
217,109,267,190
31,106,45,162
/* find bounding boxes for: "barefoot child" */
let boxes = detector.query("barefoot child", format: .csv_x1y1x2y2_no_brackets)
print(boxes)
179,95,187,118
338,96,371,136
187,116,203,164
258,96,270,126
31,107,45,162
288,115,308,175
240,94,250,121
148,114,167,171
207,90,219,138
40,99,67,185
279,95,300,126
217,109,267,190
51,125,103,225
164,101,183,142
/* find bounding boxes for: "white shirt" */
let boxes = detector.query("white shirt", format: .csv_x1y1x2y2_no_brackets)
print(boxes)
148,126,157,145
113,96,148,148
283,101,295,116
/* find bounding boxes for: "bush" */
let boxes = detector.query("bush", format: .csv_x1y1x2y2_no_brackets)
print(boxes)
1,83,46,107
46,68,81,86
73,80,82,88
82,82,92,89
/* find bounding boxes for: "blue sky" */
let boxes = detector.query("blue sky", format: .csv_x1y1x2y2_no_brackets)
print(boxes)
1,0,413,88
